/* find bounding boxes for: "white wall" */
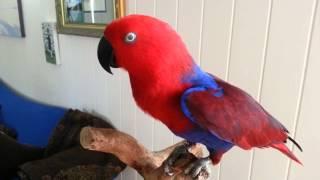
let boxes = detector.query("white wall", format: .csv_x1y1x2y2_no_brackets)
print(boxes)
0,0,319,179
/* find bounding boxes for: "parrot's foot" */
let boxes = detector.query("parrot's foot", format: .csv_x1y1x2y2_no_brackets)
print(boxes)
184,157,211,179
163,141,195,176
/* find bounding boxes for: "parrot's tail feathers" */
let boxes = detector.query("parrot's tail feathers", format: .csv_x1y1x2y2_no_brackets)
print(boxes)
288,136,303,152
271,143,302,165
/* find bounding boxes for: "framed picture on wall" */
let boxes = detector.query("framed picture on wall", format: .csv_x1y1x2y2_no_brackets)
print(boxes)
0,0,25,38
55,0,125,37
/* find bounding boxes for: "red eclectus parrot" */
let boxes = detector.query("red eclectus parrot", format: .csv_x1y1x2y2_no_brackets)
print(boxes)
97,15,302,177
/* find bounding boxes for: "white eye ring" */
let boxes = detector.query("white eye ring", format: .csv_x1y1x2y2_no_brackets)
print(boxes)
124,32,137,44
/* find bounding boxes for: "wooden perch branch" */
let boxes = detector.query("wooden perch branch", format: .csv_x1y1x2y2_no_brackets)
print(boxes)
80,127,209,180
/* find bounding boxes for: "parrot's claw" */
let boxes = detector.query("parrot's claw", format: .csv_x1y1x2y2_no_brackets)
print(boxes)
184,157,211,179
163,141,195,176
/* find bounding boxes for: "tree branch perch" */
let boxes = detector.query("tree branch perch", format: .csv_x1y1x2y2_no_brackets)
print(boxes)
80,127,209,180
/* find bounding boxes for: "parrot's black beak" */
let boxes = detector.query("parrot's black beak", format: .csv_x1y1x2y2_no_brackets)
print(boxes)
97,37,118,74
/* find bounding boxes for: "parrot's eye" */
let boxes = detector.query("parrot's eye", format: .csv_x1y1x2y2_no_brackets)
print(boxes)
124,32,137,44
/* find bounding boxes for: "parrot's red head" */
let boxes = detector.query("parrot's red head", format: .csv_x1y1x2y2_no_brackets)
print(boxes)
98,15,193,79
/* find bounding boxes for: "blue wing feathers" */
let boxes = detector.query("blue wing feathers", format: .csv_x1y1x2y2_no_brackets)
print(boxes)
180,66,234,152
182,65,220,89
181,86,206,124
